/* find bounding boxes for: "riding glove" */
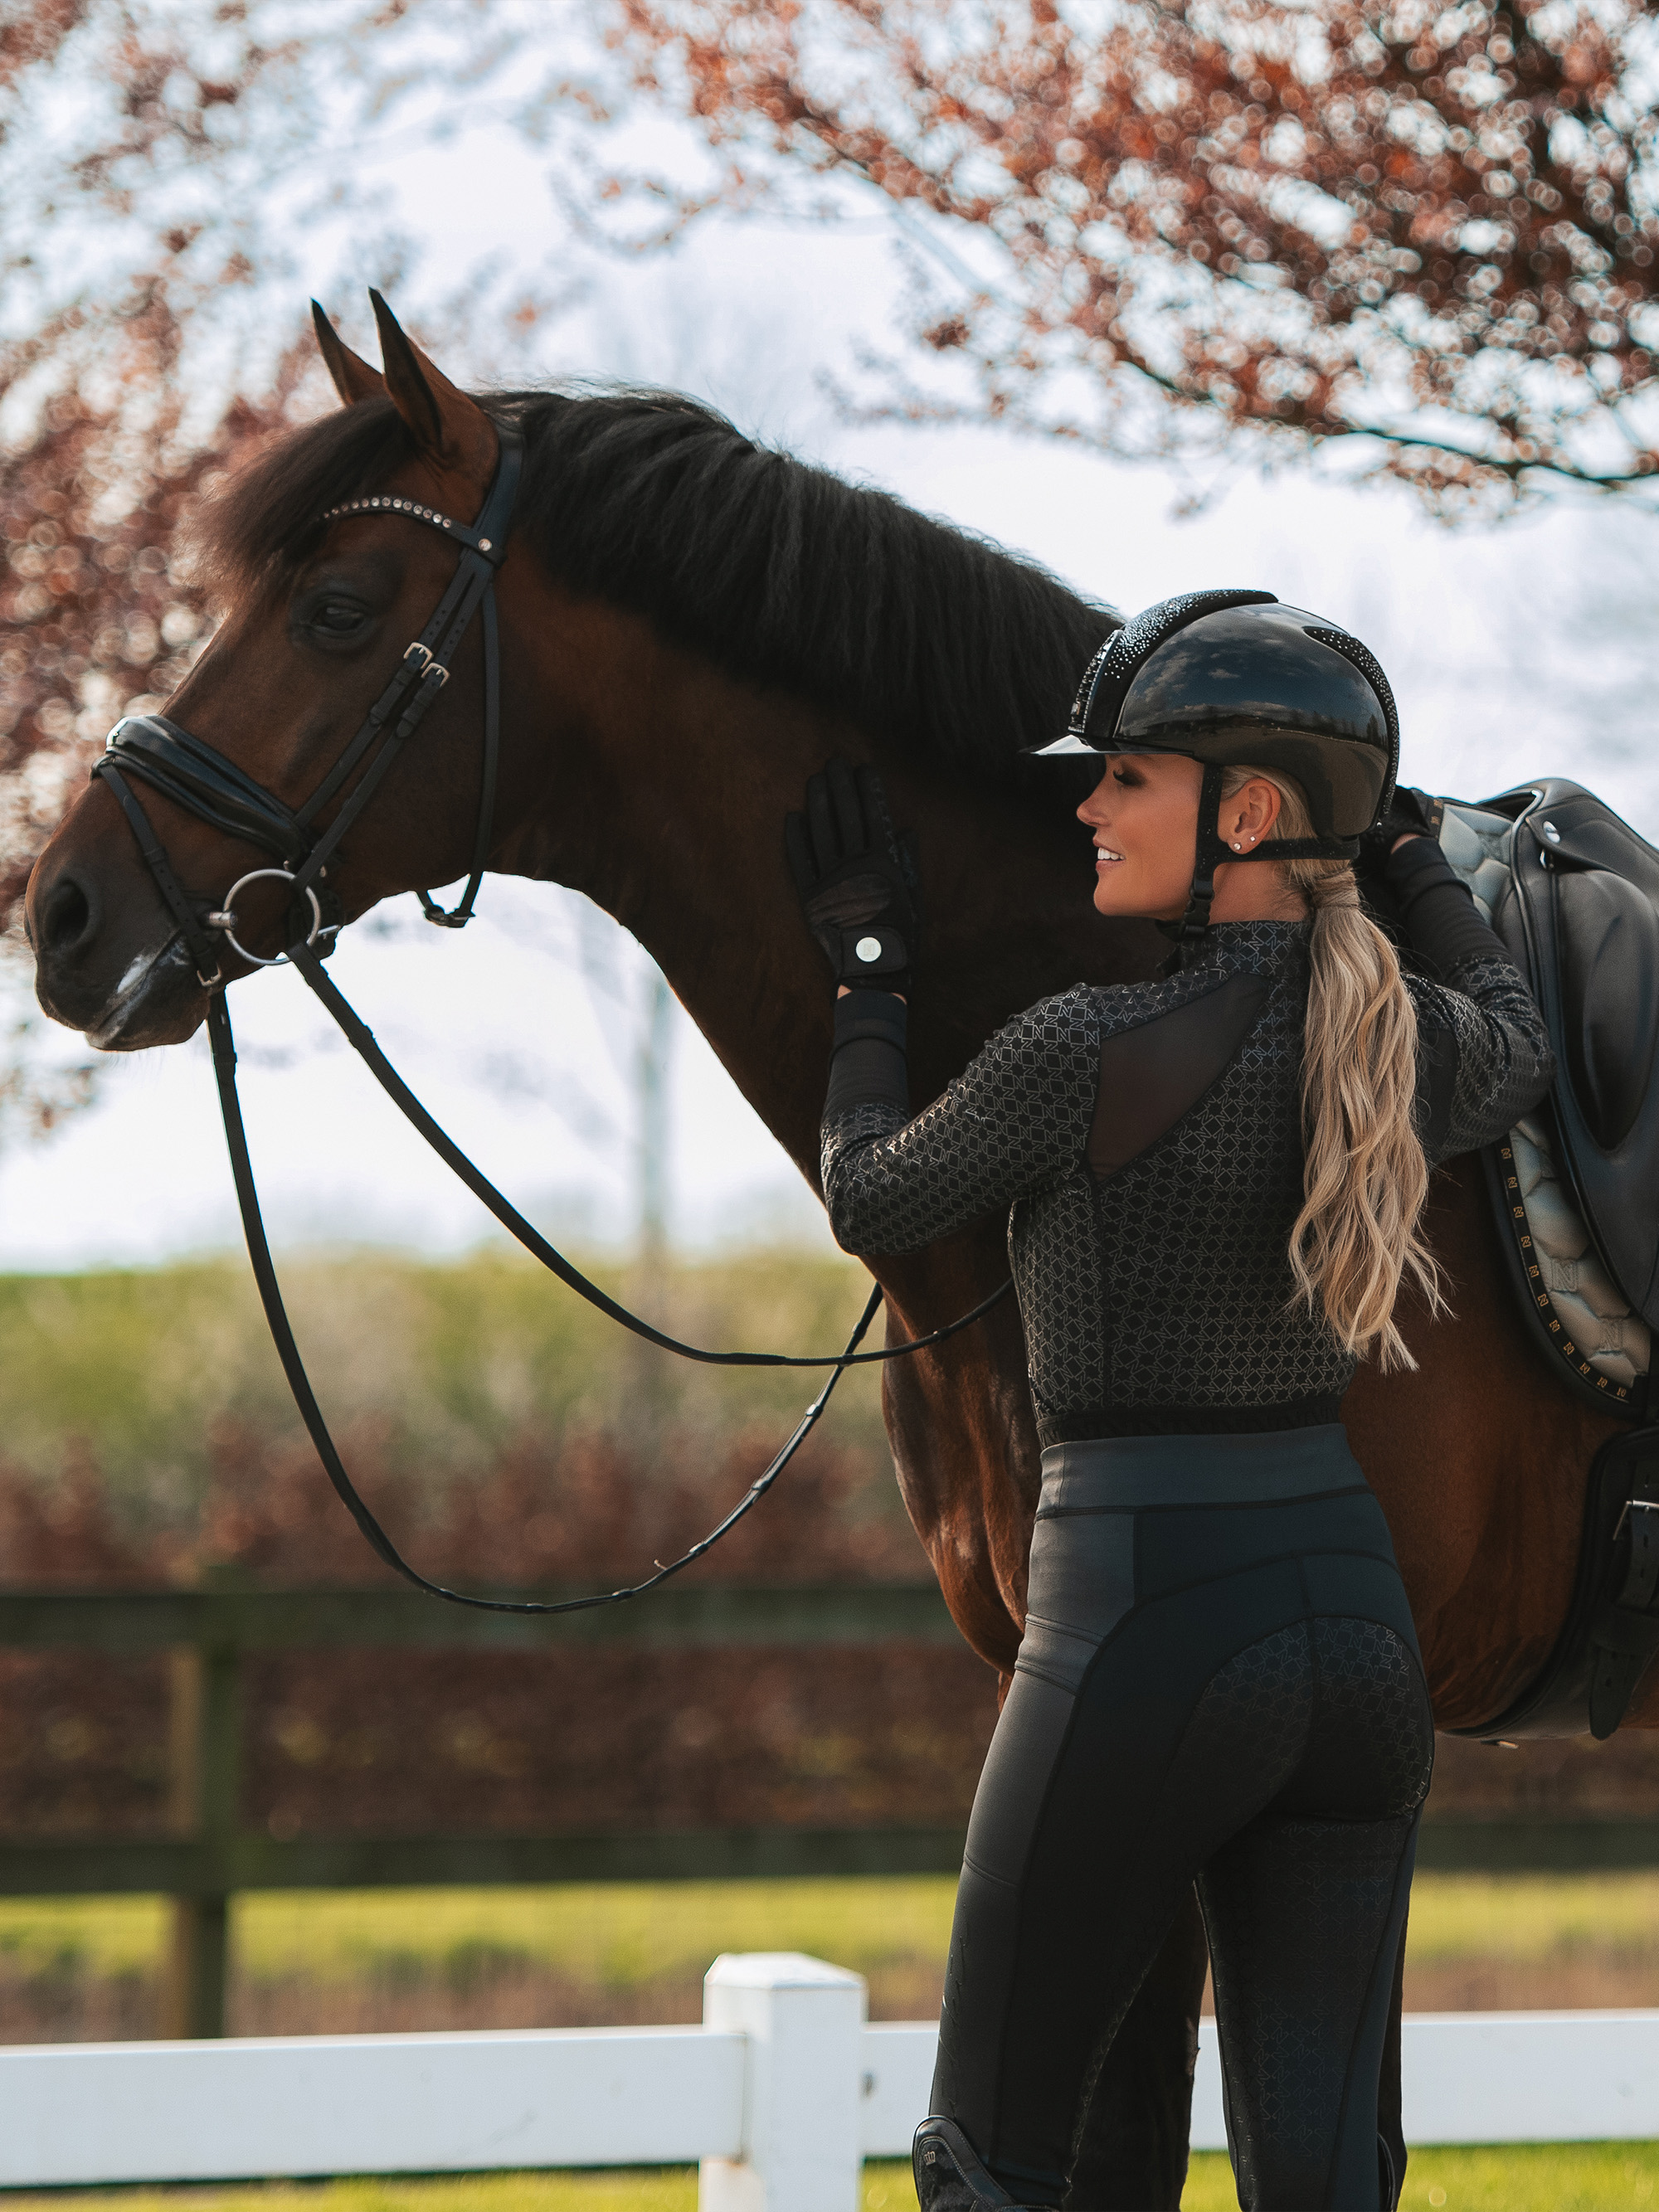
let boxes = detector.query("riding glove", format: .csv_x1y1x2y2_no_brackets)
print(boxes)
1357,785,1442,877
786,758,920,994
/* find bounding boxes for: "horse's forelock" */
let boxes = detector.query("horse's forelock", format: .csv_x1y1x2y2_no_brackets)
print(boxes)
197,397,416,603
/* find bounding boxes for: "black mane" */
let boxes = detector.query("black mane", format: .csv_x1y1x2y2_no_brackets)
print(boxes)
203,386,1119,779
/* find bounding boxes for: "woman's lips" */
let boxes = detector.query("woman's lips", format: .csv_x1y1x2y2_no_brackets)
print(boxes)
1094,843,1124,868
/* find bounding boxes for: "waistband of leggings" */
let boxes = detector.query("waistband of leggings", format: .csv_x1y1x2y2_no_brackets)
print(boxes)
1038,1425,1369,1514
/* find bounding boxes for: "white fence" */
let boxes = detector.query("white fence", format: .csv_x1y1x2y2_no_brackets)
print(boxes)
0,1953,1654,2206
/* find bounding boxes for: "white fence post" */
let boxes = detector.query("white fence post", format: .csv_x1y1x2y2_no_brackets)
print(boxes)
699,1952,867,2212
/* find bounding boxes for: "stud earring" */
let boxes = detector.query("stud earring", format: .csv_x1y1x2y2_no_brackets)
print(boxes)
1232,841,1243,850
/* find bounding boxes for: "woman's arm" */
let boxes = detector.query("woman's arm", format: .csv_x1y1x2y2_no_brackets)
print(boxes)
820,985,1102,1255
1388,835,1555,1162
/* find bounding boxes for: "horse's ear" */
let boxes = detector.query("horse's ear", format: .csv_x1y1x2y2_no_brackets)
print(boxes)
310,301,385,408
368,289,495,481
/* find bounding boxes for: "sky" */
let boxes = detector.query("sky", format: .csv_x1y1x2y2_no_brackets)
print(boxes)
4,87,1656,1271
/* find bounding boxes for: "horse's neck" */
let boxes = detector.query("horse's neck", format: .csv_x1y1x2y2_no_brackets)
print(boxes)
499,589,1155,1176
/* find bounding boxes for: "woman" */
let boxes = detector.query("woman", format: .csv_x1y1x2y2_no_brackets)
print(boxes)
786,591,1553,2212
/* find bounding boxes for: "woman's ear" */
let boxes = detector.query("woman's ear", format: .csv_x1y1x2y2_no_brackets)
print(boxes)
1222,777,1283,851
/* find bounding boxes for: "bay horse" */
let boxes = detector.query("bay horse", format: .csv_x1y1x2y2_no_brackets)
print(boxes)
24,298,1647,2206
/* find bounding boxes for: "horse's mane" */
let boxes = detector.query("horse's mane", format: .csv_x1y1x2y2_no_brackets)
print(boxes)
202,386,1119,779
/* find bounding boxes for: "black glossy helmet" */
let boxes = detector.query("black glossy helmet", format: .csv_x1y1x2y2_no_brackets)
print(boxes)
1028,589,1399,951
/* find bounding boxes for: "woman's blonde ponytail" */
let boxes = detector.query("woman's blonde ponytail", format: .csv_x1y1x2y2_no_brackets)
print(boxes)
1221,766,1443,1369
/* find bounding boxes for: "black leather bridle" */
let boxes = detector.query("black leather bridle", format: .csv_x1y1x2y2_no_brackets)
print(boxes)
94,428,526,984
89,432,1010,1613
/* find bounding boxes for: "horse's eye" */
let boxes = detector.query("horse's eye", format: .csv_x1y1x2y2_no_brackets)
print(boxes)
312,600,367,636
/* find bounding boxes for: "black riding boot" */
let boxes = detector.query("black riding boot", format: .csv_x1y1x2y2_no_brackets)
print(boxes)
913,2118,1037,2211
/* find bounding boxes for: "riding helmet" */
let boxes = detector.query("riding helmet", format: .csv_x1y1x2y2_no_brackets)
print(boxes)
1028,589,1399,951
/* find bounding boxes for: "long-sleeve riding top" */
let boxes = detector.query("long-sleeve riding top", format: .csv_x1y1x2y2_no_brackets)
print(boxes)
820,838,1554,1445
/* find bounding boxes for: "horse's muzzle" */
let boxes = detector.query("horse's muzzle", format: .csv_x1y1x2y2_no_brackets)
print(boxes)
28,848,206,1049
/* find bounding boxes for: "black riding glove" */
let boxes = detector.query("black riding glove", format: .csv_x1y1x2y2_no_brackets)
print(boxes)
786,758,920,995
1358,785,1443,882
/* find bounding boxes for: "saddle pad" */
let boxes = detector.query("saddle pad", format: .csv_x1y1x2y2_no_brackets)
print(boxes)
1440,802,1652,1402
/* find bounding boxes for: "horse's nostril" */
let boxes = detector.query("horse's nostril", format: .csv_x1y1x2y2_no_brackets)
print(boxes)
41,873,94,957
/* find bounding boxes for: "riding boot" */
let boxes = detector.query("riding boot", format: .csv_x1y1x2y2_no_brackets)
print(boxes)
912,2117,1035,2211
1379,2132,1400,2212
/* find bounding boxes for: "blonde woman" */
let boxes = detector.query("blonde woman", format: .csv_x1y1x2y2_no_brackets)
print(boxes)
786,592,1554,2212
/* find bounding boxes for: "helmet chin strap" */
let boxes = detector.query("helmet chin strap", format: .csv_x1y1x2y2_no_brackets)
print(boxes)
1158,762,1361,965
1165,761,1230,961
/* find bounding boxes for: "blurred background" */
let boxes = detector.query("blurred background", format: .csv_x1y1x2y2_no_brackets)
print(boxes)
0,2,1657,2184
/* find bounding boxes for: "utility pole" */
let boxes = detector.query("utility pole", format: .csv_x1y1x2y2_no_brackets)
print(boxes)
625,967,674,1452
637,969,673,1273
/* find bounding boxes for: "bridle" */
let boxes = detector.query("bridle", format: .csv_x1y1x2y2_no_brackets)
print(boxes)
94,427,526,984
87,427,1010,1614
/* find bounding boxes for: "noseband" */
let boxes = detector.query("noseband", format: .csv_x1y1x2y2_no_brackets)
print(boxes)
92,429,526,982
83,425,1011,1613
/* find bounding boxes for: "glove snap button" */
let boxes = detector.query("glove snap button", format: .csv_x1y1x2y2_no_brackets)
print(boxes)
855,936,883,963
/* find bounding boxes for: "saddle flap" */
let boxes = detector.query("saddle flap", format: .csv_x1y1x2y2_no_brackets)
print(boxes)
1472,780,1659,1332
1555,867,1659,1150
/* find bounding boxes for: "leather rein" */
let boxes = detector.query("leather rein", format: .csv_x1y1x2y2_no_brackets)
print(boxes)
90,430,1011,1614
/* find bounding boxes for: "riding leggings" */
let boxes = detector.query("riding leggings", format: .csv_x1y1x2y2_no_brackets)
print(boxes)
930,1426,1434,2211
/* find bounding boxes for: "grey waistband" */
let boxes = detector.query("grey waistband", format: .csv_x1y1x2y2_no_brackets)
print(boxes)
1039,1425,1367,1514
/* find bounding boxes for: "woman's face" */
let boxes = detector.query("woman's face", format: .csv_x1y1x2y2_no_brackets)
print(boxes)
1075,754,1285,921
1076,752,1207,921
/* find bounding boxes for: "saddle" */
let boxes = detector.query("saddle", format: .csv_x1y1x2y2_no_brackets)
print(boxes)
1418,782,1659,1740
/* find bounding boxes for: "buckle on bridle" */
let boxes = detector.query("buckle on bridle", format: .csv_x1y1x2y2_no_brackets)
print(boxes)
402,642,450,688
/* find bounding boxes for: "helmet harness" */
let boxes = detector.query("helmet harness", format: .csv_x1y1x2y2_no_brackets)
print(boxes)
1029,590,1400,960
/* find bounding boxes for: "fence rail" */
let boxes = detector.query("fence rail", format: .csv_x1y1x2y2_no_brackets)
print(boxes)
3,1964,1657,2204
0,1584,1650,2041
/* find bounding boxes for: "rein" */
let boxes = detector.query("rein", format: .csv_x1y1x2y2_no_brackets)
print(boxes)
91,432,1013,1613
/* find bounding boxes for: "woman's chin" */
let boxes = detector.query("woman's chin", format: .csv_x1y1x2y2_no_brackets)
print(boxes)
1092,873,1142,917
1093,878,1185,926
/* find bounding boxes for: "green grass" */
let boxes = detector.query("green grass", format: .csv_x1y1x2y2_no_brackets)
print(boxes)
231,1880,961,1991
5,2148,1659,2212
1190,2142,1659,2207
1404,1874,1659,1966
0,1870,1652,1994
0,1251,892,1505
0,1881,959,1993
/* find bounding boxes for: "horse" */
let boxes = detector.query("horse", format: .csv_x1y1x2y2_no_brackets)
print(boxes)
24,295,1646,2208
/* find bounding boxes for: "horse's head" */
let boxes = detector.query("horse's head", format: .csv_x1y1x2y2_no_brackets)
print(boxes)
27,294,504,1048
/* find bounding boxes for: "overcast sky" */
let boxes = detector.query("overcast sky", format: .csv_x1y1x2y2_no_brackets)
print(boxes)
5,94,1656,1272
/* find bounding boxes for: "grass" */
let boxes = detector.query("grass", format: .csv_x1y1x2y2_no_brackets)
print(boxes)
4,2147,1659,2212
1404,1874,1659,1967
0,1870,1653,1996
231,1881,961,1992
0,1252,892,1502
0,1880,961,1996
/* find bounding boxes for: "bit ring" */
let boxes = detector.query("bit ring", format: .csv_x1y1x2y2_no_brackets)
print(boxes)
213,868,324,969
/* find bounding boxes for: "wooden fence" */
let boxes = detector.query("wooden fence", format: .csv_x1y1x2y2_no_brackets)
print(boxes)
0,1583,1654,2040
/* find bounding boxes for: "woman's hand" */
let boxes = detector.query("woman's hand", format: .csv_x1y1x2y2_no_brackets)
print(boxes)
1359,786,1441,877
786,759,919,996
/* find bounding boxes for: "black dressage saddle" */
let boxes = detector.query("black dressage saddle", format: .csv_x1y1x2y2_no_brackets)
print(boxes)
1405,780,1659,1740
1484,780,1659,1332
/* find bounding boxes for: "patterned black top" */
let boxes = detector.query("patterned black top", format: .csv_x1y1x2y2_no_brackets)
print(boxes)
820,842,1554,1445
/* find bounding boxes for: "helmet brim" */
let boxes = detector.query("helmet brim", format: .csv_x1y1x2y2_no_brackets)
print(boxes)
1024,735,1107,760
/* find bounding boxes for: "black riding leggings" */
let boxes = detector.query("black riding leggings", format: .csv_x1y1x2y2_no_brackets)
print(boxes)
930,1427,1434,2212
